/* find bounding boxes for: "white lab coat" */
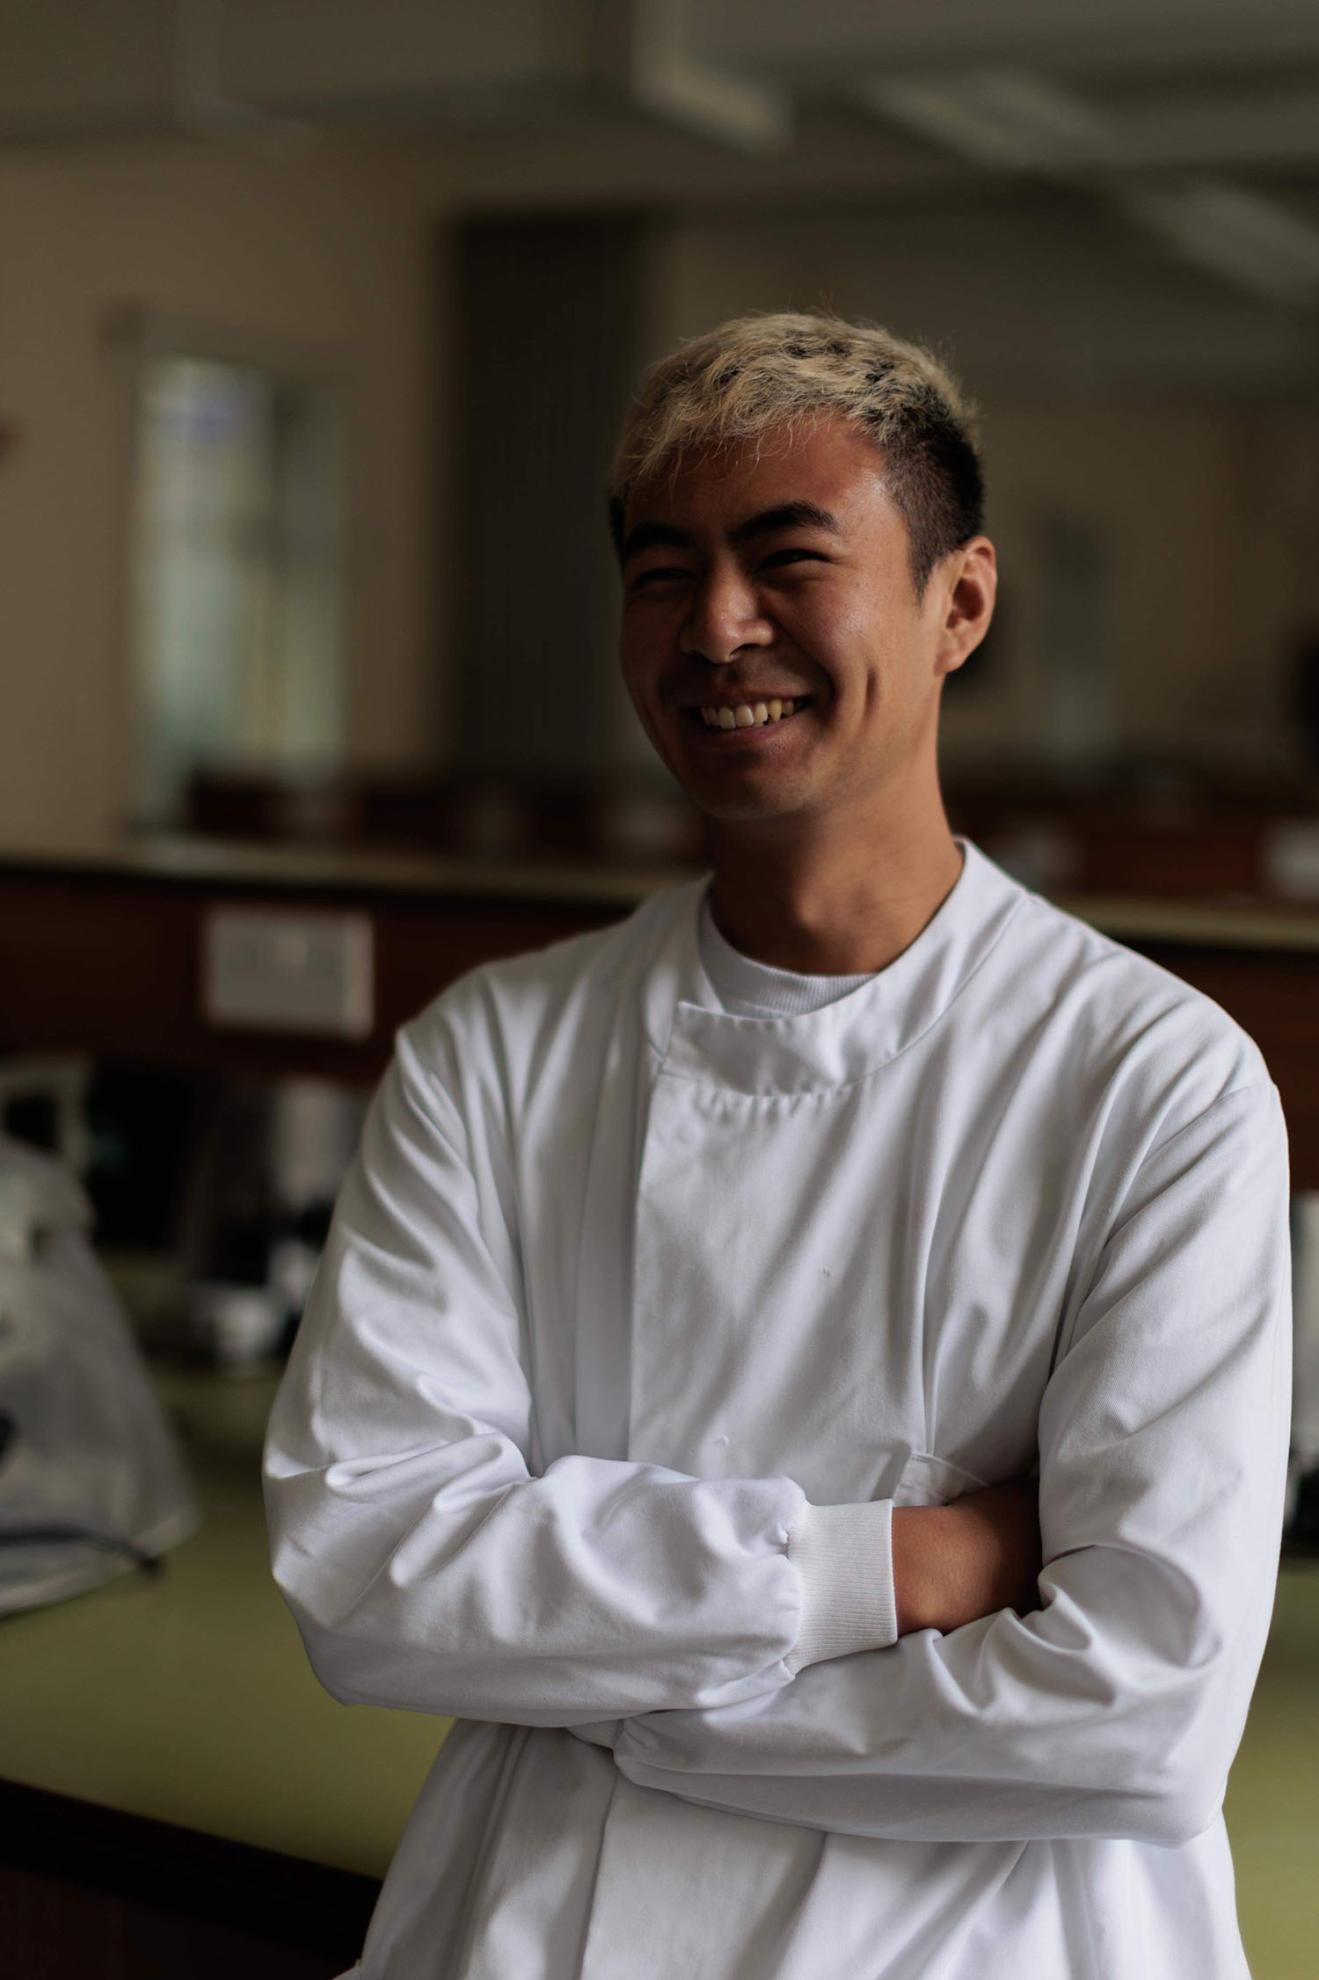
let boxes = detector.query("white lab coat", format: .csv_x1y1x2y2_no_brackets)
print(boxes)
264,838,1292,1979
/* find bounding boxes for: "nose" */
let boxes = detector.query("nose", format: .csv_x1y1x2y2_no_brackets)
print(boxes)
678,564,773,665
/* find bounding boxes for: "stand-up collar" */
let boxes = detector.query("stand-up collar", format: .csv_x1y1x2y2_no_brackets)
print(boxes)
640,838,1025,1095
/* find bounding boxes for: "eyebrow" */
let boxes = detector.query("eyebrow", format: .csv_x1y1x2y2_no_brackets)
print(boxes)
620,500,843,568
733,501,843,546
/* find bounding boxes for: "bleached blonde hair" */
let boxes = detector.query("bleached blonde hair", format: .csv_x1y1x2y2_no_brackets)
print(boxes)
608,309,984,592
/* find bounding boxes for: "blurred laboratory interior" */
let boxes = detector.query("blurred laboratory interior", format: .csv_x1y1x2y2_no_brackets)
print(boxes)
1,1,1319,1974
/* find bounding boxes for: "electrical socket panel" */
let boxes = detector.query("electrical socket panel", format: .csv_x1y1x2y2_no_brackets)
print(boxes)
202,908,374,1039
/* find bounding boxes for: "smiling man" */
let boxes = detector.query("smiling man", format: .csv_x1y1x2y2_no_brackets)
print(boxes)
265,312,1292,1980
615,402,993,977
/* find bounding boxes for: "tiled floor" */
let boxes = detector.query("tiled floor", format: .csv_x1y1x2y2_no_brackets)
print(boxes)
1226,1559,1319,1979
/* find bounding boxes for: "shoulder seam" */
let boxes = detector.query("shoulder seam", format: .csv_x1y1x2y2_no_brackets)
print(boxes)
1145,1077,1280,1165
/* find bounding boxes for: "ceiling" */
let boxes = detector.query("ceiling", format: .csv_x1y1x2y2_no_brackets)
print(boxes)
4,0,1319,307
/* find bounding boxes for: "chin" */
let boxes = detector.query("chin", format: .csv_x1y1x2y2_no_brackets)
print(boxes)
685,783,814,828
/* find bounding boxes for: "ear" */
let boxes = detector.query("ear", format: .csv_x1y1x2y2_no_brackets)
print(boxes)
933,538,997,680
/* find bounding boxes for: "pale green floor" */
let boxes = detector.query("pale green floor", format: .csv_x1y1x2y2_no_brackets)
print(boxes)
1,1364,1316,1975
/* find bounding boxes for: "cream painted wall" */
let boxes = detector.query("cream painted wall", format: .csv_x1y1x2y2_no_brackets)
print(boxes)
0,135,444,851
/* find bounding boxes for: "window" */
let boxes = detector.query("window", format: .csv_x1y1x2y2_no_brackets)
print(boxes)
129,348,347,826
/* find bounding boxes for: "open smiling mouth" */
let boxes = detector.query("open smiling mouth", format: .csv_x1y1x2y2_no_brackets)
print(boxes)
693,697,810,731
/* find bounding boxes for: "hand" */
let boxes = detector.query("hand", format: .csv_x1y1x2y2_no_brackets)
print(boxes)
892,1476,1041,1637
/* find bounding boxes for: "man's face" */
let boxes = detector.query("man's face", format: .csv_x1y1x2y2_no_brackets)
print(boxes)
618,415,988,831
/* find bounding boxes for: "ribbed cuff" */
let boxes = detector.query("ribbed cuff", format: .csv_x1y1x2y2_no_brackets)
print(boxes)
784,1499,898,1674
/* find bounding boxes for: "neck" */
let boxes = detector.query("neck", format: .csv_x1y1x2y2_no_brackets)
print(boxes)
705,785,964,977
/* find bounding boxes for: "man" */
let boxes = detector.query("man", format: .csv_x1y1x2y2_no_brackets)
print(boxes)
265,311,1292,1979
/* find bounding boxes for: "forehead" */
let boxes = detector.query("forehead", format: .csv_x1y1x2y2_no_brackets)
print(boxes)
625,416,894,536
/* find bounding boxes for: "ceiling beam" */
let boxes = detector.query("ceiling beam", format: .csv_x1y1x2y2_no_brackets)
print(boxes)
857,67,1319,304
590,0,792,152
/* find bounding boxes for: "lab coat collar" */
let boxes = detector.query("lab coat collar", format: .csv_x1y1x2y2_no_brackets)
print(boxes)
641,837,1025,1095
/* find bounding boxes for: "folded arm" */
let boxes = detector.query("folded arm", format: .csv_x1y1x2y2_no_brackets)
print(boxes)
611,1081,1292,1846
263,1016,896,1726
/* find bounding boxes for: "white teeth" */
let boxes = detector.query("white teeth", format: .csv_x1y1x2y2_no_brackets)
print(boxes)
700,698,800,730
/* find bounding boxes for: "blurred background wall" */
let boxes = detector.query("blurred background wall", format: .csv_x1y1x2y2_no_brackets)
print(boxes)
1,0,1316,857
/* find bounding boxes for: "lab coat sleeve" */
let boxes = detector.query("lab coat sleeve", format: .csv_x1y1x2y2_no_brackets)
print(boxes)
265,1015,839,1725
610,1079,1292,1845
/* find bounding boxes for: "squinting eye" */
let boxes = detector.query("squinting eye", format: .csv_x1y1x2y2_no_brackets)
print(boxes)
628,566,693,591
762,548,822,569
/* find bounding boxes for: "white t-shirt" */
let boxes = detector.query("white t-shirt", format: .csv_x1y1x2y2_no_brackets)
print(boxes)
698,895,877,1019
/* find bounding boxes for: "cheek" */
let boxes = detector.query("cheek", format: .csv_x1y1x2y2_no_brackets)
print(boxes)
789,585,890,672
826,598,929,704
